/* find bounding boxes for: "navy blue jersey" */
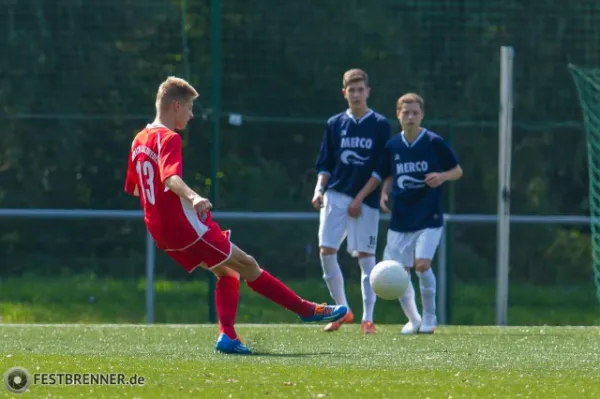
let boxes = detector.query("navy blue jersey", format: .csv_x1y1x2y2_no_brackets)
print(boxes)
377,129,459,232
315,109,391,209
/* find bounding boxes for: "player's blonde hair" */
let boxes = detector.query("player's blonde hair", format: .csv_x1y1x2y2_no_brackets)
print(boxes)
397,93,424,113
155,76,199,111
343,68,369,88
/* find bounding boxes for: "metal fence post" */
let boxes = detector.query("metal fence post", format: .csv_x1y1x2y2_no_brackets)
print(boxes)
145,230,155,324
438,219,447,325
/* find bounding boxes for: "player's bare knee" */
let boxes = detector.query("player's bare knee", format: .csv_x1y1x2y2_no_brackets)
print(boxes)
320,247,337,256
229,244,255,266
230,253,261,281
239,265,262,282
245,254,258,266
212,265,240,279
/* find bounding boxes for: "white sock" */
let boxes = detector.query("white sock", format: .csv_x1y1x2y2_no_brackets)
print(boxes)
358,256,377,322
319,253,348,306
417,268,437,316
399,276,421,323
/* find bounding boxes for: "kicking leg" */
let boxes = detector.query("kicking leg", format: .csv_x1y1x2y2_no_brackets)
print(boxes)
222,244,348,323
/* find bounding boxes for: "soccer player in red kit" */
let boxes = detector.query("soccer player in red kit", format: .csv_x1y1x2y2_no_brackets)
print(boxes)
124,77,347,354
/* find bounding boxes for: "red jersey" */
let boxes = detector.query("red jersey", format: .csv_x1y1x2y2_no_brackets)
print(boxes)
125,123,209,250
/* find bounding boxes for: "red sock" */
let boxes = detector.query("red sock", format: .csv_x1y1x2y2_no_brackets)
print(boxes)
246,270,315,317
215,276,240,340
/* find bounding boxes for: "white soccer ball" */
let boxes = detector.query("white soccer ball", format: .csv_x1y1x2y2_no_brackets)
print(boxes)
369,260,409,300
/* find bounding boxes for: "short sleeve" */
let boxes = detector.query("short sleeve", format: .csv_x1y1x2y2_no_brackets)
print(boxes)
374,139,392,181
159,134,183,183
432,137,459,171
124,142,138,195
315,121,335,176
371,120,392,181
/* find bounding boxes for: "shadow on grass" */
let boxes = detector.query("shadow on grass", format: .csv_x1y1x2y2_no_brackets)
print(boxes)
250,351,336,357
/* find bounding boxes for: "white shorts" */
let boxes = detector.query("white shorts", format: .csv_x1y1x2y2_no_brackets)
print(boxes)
318,190,379,257
383,227,443,268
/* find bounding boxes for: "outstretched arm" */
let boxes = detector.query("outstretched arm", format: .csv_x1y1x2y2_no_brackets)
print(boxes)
159,134,212,215
164,175,210,212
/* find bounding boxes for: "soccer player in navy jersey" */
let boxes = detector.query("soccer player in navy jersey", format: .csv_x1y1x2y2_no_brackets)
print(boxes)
312,69,391,334
378,93,463,334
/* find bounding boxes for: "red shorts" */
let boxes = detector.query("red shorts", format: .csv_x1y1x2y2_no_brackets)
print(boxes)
161,217,233,273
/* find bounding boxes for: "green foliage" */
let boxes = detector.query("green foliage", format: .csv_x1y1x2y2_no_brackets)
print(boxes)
1,1,599,287
1,276,599,325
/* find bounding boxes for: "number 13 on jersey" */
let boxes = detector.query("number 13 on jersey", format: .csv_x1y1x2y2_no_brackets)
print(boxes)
136,160,156,205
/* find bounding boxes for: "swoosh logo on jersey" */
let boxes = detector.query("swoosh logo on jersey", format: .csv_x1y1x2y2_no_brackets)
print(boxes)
340,150,370,165
397,175,426,190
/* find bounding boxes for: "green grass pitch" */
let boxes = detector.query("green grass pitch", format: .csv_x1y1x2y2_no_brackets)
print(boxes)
1,324,599,398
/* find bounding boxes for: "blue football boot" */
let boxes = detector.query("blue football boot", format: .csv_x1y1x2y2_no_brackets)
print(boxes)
215,333,253,355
